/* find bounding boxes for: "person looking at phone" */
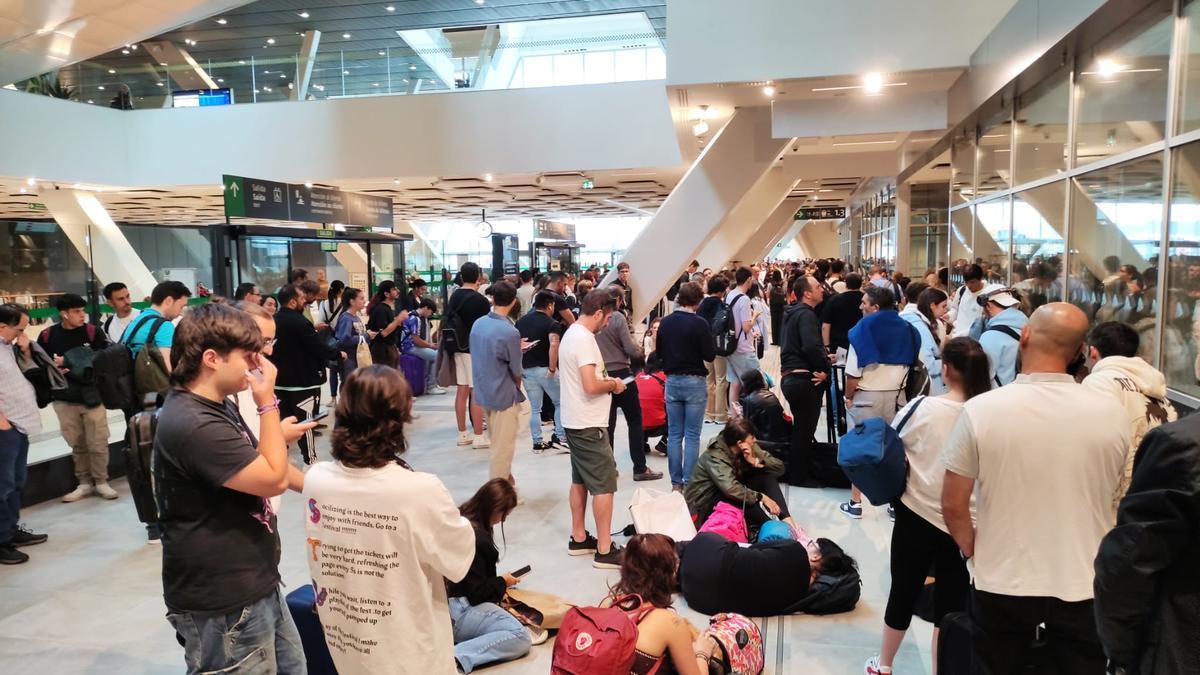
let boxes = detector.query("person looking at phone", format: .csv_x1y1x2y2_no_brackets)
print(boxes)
516,292,566,452
153,302,316,674
724,266,763,413
685,417,792,532
597,286,662,482
447,478,534,672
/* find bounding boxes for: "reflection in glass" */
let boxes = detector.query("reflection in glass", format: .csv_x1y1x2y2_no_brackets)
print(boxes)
977,107,1012,197
1069,156,1163,361
1177,0,1200,133
1014,68,1070,185
0,221,91,311
239,237,290,294
1165,141,1200,395
951,134,975,206
974,197,1011,282
1012,182,1067,309
948,207,975,287
909,182,949,277
120,225,214,294
1075,11,1172,167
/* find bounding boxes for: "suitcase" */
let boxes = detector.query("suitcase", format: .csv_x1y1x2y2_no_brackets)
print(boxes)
399,352,427,396
937,611,972,675
810,441,851,489
286,585,339,675
125,394,160,524
826,364,847,442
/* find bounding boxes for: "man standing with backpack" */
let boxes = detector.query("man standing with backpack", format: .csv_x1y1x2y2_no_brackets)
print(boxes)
697,277,730,425
39,294,116,503
101,282,140,344
947,264,986,337
976,285,1028,388
445,262,494,449
724,267,762,416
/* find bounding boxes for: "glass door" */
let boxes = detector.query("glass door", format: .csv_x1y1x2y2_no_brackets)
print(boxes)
292,240,370,296
369,242,406,294
237,237,291,293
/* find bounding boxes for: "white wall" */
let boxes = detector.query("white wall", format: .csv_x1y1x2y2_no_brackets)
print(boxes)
0,81,682,186
666,0,1018,86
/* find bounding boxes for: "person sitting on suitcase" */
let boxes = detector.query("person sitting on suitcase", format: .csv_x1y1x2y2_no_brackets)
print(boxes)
153,303,316,674
684,418,792,533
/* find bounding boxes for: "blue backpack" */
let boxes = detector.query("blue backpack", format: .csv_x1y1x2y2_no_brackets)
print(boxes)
837,397,926,505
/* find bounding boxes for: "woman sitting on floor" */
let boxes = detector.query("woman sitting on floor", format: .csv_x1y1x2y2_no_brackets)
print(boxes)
446,478,534,673
738,370,791,457
684,418,792,531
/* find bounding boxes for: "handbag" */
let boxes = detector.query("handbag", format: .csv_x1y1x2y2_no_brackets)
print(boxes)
355,339,373,367
629,487,697,543
501,588,574,630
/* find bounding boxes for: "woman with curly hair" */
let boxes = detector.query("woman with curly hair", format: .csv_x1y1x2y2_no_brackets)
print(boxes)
303,366,475,675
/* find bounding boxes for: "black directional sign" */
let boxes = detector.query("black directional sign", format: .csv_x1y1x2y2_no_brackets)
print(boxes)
224,175,393,229
794,206,846,220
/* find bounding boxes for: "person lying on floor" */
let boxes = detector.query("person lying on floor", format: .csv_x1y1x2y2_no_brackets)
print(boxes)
684,417,793,530
446,478,533,673
679,529,860,617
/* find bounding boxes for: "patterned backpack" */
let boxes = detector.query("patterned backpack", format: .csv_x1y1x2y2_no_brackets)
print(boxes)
704,613,764,674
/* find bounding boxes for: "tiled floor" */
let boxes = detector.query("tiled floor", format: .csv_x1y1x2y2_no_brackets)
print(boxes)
0,348,934,674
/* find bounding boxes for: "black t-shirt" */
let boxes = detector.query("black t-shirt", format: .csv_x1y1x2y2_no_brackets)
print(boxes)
153,389,281,613
367,301,397,345
821,290,863,351
448,288,491,338
516,311,561,369
38,323,108,404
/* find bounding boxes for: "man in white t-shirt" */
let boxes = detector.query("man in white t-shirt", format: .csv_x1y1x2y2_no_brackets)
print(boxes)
560,290,627,569
724,266,761,413
101,282,140,344
947,263,986,337
942,303,1128,674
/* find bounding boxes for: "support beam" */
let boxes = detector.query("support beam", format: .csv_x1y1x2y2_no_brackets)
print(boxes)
600,106,793,324
471,25,501,89
142,40,218,91
40,189,158,300
292,30,322,102
695,166,801,270
732,198,805,263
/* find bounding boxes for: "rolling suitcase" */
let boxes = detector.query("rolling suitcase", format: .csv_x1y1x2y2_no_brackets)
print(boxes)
937,611,972,675
810,365,851,488
286,585,339,675
398,352,427,396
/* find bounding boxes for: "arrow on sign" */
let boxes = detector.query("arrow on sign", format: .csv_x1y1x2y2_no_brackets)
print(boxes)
227,181,240,197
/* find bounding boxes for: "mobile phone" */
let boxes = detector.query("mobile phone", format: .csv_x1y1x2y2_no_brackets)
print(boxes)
511,565,532,578
522,339,540,352
621,376,635,385
310,410,330,423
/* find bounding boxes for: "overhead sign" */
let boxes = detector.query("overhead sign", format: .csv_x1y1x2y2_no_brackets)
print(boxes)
581,178,595,190
795,206,845,220
534,219,576,241
223,174,394,229
27,203,47,212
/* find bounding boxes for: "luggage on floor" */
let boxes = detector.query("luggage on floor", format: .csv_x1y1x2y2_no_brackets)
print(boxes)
285,584,339,675
937,610,972,675
782,568,862,616
826,364,847,441
809,441,851,489
126,393,160,524
551,594,654,675
629,487,697,543
398,352,426,396
837,398,924,505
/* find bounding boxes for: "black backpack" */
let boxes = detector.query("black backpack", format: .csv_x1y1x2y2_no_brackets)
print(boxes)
783,569,862,615
125,393,162,524
710,294,745,357
440,295,471,354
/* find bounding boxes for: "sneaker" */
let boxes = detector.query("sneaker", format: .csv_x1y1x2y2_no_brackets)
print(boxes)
593,545,624,569
473,435,491,449
549,434,565,448
541,418,554,427
0,544,29,565
633,468,664,482
568,532,598,556
864,655,892,675
527,624,549,646
839,500,863,519
61,484,94,503
653,440,668,456
10,525,47,547
457,431,473,447
531,442,550,454
887,505,896,522
146,523,163,544
427,386,448,395
671,484,684,494
94,482,119,500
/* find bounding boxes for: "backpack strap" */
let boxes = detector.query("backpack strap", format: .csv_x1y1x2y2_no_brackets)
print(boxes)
647,373,666,386
144,317,169,346
86,323,97,342
614,595,656,625
985,324,1021,341
895,396,926,433
103,315,114,335
122,313,159,344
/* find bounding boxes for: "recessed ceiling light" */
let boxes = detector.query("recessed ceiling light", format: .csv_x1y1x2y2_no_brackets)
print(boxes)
393,179,401,185
476,0,485,4
87,99,94,104
343,33,351,39
378,50,386,56
19,187,26,193
239,60,246,64
863,72,884,94
107,68,116,74
267,38,276,44
217,78,224,83
484,173,494,182
98,85,105,90
763,85,775,97
385,5,396,11
297,11,310,18
409,64,417,71
216,18,227,24
156,82,164,86
121,49,130,55
304,181,313,188
26,177,36,186
280,73,286,78
159,62,168,66
372,82,380,86
343,70,350,75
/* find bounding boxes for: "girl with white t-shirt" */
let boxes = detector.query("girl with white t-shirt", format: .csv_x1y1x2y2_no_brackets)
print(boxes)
865,338,990,675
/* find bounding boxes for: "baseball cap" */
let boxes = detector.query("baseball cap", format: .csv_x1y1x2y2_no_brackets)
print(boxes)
978,284,1020,308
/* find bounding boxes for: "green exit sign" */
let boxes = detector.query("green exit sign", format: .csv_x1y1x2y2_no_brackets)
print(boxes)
316,229,336,239
581,178,594,190
28,203,46,212
320,242,339,252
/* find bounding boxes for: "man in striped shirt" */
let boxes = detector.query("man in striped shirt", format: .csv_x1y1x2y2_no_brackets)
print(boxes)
0,303,47,565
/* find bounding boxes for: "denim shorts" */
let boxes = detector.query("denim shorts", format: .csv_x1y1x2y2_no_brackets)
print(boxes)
724,350,761,384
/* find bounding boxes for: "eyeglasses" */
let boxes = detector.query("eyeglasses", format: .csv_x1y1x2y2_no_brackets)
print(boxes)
262,338,278,349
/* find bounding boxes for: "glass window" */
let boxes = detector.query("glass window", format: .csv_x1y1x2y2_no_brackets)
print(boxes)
0,221,91,312
948,207,975,287
974,197,1012,282
1165,141,1200,395
614,49,647,81
1012,182,1067,309
1075,10,1173,167
977,107,1013,198
522,55,553,88
1014,68,1071,185
951,134,975,206
1177,0,1200,133
1069,155,1163,345
552,53,584,86
119,225,214,293
584,51,615,84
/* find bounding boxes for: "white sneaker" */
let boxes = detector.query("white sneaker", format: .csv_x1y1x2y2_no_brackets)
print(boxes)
94,482,119,500
427,386,448,395
473,435,491,449
864,655,892,675
527,625,548,645
457,431,473,446
62,484,95,503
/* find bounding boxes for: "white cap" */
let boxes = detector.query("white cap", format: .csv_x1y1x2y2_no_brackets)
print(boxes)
980,283,1020,308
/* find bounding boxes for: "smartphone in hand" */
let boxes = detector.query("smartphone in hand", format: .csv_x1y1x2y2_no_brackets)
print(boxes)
511,565,532,578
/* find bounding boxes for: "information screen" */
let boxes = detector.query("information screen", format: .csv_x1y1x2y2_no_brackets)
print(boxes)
172,88,234,108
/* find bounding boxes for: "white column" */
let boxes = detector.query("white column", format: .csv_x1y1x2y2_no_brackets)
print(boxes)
292,30,322,101
732,197,805,263
695,165,801,270
40,189,158,300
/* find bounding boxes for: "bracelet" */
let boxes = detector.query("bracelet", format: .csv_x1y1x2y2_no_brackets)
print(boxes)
257,397,281,415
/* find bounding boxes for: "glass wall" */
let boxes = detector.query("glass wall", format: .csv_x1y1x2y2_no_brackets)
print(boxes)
855,186,897,269
900,0,1200,402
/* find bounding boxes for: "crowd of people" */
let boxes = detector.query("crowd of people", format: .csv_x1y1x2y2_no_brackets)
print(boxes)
0,252,1197,675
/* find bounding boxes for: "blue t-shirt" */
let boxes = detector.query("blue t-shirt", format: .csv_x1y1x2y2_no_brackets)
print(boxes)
122,308,174,356
399,315,419,353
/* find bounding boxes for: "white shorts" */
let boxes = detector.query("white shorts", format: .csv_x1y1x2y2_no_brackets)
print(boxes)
454,352,473,387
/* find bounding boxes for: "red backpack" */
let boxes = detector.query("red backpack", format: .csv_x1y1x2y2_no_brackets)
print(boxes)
551,594,658,675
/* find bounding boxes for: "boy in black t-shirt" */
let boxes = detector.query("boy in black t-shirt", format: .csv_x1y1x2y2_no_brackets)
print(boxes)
516,292,566,451
154,303,314,674
446,262,492,448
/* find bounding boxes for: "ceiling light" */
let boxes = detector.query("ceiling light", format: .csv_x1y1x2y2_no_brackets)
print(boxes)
304,181,313,188
372,82,380,86
238,60,246,64
131,44,138,50
762,85,775,97
484,173,494,182
121,49,130,55
385,5,396,11
159,62,168,66
107,68,116,74
409,64,417,71
343,33,351,39
25,177,36,186
393,179,401,185
1097,58,1124,77
378,50,386,56
156,82,164,87
691,120,709,136
217,78,224,83
476,0,485,4
87,99,94,103
863,72,884,94
19,187,26,193
267,38,276,44
297,11,310,18
98,85,105,90
280,73,286,78
216,18,227,24
343,70,350,75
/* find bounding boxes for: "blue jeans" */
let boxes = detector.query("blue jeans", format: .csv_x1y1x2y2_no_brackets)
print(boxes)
523,366,564,443
327,367,339,398
166,588,306,675
665,374,707,486
406,346,439,389
450,596,531,673
0,427,29,545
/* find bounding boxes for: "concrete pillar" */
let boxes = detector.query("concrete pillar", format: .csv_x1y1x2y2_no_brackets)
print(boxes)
732,197,805,263
142,40,218,91
695,166,801,270
896,181,912,275
601,106,793,324
40,189,158,300
292,30,322,101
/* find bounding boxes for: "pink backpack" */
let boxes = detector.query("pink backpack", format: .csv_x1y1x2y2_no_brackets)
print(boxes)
698,502,749,543
704,613,764,674
551,595,659,675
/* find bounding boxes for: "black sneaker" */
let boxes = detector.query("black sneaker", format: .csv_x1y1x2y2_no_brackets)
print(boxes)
0,544,29,565
10,524,47,547
653,440,668,456
146,523,163,545
593,545,624,569
633,468,664,482
549,434,565,448
531,442,551,454
568,531,598,556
